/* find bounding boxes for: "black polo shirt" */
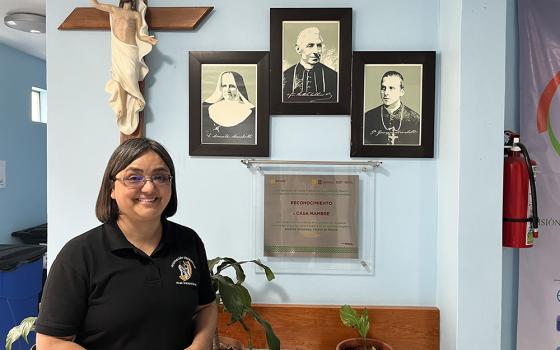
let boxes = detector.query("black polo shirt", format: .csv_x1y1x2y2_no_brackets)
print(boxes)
35,219,215,350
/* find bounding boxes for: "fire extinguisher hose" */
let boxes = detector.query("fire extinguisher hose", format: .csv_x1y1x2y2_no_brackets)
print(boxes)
516,142,539,230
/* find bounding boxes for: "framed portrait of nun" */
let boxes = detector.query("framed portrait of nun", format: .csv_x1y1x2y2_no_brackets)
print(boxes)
189,51,270,156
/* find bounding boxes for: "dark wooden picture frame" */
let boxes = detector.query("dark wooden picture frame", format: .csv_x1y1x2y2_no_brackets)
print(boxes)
270,8,352,115
189,51,270,156
351,51,436,158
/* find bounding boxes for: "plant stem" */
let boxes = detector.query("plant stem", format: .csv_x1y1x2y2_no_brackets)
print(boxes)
213,327,220,350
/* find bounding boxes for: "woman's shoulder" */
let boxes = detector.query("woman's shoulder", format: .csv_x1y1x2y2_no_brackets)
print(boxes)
45,224,107,278
56,223,107,260
166,220,200,240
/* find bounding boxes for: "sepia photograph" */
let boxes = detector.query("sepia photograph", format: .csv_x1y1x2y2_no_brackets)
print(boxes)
201,65,257,145
363,65,423,146
270,8,352,115
281,21,339,104
351,51,436,158
189,51,270,156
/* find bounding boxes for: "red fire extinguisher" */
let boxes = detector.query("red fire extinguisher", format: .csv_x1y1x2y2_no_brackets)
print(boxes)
503,131,539,248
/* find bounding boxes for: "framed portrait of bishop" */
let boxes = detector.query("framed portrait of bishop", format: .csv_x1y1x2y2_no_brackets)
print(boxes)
351,51,436,158
270,8,352,115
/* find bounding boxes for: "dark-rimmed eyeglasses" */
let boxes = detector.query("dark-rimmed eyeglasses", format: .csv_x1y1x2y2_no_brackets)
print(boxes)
113,175,173,188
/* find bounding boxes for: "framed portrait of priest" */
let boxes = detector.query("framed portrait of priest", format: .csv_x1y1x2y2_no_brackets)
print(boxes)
270,8,352,115
189,51,270,156
350,51,436,158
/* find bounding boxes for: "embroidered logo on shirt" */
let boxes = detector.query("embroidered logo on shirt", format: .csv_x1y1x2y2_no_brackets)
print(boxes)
171,256,198,286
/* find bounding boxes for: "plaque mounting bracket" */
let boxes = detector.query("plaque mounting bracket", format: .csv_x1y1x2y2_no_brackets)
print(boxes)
241,159,382,172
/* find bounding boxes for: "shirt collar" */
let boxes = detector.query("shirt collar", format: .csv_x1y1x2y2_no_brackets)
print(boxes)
104,218,174,253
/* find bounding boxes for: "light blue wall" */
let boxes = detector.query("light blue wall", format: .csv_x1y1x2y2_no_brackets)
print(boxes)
457,0,506,348
502,0,520,349
0,43,47,244
46,0,510,349
437,1,462,347
438,1,507,349
47,0,439,305
505,0,520,133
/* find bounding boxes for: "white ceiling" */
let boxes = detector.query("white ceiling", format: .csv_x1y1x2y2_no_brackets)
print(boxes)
0,0,46,60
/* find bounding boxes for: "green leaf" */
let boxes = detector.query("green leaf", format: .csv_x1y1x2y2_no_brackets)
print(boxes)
19,317,36,344
340,304,359,328
247,308,281,350
207,257,222,274
235,284,252,307
6,325,21,350
208,256,278,350
340,305,371,340
253,260,276,281
216,258,247,284
356,312,369,339
215,257,239,272
211,278,220,298
214,275,244,319
5,317,36,350
229,262,247,285
237,318,253,350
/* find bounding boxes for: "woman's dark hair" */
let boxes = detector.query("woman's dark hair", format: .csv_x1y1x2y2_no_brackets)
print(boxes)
119,0,137,10
95,138,177,222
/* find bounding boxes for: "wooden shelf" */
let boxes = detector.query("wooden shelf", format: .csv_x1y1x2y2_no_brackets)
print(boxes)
58,7,213,30
218,304,440,350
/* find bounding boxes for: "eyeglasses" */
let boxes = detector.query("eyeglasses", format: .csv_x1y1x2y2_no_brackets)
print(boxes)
113,174,173,188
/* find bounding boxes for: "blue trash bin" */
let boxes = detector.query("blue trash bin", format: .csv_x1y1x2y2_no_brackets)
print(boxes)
0,244,46,350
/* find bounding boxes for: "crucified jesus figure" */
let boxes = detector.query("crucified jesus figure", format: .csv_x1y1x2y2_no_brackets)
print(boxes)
91,0,158,135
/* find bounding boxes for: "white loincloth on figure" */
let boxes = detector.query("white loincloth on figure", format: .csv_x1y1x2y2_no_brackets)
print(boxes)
105,0,152,135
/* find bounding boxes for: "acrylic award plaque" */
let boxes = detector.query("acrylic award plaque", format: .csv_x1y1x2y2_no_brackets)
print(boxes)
243,160,380,275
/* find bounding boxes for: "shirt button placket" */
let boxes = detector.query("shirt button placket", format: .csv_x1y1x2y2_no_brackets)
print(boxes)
145,258,161,286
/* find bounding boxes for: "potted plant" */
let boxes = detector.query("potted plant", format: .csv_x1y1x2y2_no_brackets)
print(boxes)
208,257,280,350
337,305,393,350
5,316,36,350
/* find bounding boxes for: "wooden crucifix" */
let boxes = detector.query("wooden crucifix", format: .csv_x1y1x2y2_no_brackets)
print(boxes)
59,1,213,143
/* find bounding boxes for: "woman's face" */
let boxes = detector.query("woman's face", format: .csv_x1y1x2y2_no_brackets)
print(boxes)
220,73,239,102
111,151,172,225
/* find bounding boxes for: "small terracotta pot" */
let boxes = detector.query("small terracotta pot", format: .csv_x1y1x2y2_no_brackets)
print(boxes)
336,337,394,350
218,335,244,350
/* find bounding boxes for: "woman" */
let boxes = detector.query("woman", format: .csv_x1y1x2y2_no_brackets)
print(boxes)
202,71,256,145
35,138,217,350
